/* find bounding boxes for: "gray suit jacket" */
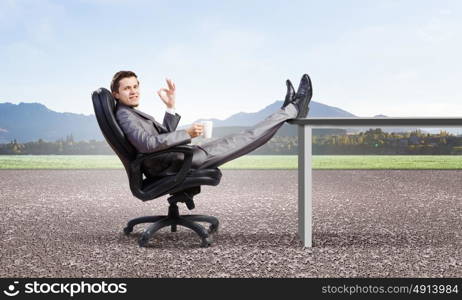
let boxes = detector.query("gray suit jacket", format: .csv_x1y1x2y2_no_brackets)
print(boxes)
115,102,191,177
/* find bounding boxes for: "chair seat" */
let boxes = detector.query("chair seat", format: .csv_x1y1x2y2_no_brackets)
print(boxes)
142,168,222,194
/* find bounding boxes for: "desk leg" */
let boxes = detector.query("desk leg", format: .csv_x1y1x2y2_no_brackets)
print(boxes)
298,125,312,247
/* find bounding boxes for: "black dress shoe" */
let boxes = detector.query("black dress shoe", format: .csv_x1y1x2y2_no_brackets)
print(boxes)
281,79,295,108
292,74,313,118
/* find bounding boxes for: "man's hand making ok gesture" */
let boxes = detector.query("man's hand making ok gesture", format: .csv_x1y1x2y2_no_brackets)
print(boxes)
157,78,176,109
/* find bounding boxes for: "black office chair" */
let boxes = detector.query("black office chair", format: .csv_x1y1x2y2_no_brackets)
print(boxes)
92,88,222,248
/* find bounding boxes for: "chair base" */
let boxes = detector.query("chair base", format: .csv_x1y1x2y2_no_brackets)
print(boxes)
123,201,219,248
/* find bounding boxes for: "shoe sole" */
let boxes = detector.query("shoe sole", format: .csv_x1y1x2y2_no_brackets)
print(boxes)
297,75,312,118
282,80,295,108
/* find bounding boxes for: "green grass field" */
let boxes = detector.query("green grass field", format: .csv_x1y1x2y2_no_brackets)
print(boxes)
0,155,461,169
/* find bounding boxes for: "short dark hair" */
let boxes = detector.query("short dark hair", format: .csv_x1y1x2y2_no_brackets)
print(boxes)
110,71,138,93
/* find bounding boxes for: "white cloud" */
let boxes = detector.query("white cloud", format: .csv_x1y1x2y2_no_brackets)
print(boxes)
134,24,280,123
3,1,462,123
299,11,462,118
439,8,452,15
417,17,455,43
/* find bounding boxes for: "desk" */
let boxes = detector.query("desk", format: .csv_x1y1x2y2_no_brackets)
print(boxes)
287,117,462,247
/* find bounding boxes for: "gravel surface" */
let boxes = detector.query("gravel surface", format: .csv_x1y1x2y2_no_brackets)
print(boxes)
0,169,460,278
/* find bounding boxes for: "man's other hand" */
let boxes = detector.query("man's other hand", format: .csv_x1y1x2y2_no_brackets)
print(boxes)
157,78,176,109
186,123,204,138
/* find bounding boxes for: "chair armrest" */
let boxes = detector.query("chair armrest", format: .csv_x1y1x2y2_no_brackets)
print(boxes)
131,145,194,185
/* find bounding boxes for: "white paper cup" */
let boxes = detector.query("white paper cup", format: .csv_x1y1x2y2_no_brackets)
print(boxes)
201,121,213,139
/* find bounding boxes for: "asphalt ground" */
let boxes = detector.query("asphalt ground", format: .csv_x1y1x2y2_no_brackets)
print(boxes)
0,170,460,277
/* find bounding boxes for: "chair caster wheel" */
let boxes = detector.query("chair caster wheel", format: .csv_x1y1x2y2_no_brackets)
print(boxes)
208,224,218,234
138,235,149,247
123,227,133,235
200,236,213,248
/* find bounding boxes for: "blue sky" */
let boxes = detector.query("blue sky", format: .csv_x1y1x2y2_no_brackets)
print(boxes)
1,0,462,124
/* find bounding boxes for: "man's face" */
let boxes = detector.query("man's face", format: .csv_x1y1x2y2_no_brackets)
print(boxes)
113,76,140,107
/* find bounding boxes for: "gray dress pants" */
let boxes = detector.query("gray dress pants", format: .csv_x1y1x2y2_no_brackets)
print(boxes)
190,103,298,169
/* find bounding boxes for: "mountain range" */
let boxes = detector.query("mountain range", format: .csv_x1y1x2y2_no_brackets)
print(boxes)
0,100,453,143
185,100,356,127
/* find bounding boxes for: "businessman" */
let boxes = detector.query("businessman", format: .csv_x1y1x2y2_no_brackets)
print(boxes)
113,71,312,178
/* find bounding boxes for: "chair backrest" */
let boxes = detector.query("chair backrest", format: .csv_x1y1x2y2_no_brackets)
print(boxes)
91,88,138,170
